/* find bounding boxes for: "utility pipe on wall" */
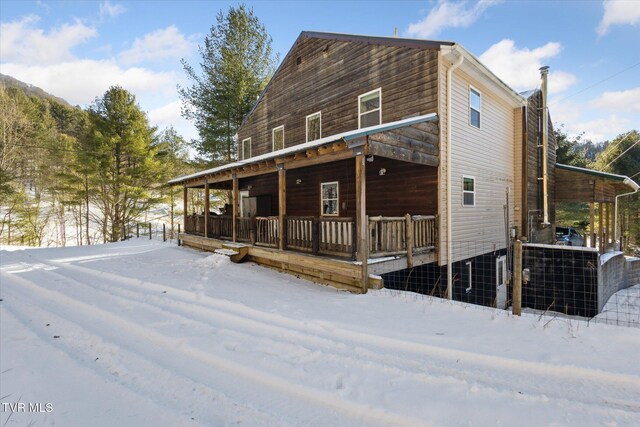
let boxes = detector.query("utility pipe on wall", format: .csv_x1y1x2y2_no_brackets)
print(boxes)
446,48,464,300
614,180,639,246
540,66,550,225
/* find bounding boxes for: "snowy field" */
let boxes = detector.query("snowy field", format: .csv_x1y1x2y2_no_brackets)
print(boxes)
1,240,640,426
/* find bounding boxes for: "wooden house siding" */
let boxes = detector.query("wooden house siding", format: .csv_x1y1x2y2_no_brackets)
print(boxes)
440,65,516,264
513,107,524,234
524,92,556,243
241,157,438,218
237,36,440,158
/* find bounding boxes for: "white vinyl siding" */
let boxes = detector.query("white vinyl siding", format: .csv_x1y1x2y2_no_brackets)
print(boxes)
439,64,516,264
272,125,284,151
306,112,321,142
242,138,251,160
358,88,381,128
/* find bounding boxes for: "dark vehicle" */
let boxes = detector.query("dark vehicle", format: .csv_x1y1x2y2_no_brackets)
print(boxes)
555,227,585,247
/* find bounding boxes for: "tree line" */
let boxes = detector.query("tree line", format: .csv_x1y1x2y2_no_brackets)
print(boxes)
0,84,192,246
0,4,276,247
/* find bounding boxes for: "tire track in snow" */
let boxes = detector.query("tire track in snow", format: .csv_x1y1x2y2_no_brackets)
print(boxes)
1,270,431,427
46,258,640,402
13,255,640,417
0,304,282,427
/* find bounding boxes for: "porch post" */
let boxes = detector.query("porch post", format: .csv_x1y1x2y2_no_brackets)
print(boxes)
232,173,239,242
278,165,286,251
598,202,604,252
589,202,596,248
204,179,209,238
355,153,368,293
183,186,188,233
605,202,610,246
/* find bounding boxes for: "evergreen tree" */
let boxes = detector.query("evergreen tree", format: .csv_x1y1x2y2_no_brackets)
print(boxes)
179,4,277,164
87,86,164,242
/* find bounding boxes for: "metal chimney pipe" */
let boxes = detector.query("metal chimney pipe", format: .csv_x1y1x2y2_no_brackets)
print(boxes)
540,66,550,225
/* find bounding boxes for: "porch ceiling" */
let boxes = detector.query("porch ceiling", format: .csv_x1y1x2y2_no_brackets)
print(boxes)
555,163,639,203
169,113,439,188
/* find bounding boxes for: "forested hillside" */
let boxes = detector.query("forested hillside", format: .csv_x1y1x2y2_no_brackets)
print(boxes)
0,78,194,246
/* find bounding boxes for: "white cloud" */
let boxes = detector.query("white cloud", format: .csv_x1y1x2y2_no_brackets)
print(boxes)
0,15,97,65
479,39,577,94
119,26,194,65
406,0,501,38
597,0,640,35
100,1,126,20
1,60,177,106
569,114,630,142
148,100,198,140
589,87,640,113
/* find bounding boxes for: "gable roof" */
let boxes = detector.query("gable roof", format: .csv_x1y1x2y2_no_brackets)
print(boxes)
241,31,454,127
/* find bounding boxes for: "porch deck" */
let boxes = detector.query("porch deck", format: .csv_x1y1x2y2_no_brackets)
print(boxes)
182,214,437,292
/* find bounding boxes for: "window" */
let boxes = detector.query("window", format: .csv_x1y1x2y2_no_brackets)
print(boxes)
465,261,473,293
306,112,321,142
469,87,481,128
358,88,381,128
321,181,339,216
462,176,475,206
272,125,284,151
242,138,251,160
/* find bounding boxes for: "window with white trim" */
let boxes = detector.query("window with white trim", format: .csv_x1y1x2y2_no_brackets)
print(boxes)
306,112,321,142
321,181,339,216
358,88,381,128
462,176,475,206
272,125,284,151
470,87,481,128
242,138,251,160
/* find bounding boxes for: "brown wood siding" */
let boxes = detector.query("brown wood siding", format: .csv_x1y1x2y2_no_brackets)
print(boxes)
241,174,279,215
238,158,438,217
525,92,556,242
237,36,439,158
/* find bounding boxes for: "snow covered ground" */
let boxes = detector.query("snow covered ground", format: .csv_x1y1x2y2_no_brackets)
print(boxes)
1,240,640,426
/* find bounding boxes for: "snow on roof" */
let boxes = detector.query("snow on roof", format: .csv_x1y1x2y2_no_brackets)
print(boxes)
519,89,538,99
169,113,438,185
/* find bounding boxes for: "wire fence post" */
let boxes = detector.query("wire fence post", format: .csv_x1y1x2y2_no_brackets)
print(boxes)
163,223,166,242
136,223,139,238
149,223,152,240
513,239,523,316
178,224,181,246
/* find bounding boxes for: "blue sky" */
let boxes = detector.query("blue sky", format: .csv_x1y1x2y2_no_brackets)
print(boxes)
1,0,639,144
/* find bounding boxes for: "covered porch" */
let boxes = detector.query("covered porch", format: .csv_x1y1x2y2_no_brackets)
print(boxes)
170,115,441,292
555,163,639,252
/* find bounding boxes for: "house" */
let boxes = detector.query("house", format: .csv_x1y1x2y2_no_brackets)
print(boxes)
170,31,638,301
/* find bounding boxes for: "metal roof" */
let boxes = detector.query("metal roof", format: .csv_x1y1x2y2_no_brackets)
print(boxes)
556,163,639,191
169,113,438,185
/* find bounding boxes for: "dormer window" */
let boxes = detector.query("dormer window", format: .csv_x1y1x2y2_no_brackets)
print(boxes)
469,87,481,128
306,112,321,142
358,88,381,128
242,138,251,160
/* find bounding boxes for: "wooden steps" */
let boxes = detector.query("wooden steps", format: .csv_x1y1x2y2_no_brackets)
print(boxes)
214,243,249,263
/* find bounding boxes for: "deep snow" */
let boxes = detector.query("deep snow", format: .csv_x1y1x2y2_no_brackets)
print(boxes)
1,240,639,426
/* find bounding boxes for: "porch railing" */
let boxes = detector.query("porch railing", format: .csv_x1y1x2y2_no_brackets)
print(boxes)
256,216,279,247
320,217,356,257
184,213,437,260
237,217,253,242
286,216,315,252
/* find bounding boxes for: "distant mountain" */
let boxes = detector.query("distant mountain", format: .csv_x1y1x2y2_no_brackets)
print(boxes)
0,73,71,106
